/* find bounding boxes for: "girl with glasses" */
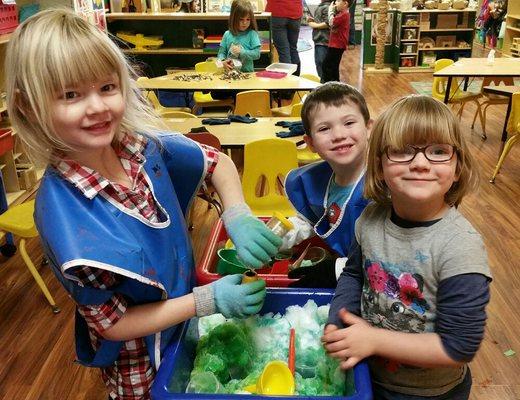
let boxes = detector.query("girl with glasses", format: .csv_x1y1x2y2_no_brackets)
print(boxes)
322,95,491,400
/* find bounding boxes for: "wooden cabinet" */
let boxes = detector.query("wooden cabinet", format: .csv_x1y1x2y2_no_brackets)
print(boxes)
0,33,42,208
503,2,520,57
106,12,273,76
394,9,476,73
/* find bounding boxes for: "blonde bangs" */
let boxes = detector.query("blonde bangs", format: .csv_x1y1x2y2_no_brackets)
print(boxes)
381,96,460,151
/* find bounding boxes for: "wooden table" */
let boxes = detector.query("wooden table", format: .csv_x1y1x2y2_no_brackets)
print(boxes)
482,85,520,158
163,117,303,148
433,58,520,104
138,71,320,92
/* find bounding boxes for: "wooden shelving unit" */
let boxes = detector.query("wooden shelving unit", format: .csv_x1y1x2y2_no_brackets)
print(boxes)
503,4,520,57
106,12,273,76
394,8,476,73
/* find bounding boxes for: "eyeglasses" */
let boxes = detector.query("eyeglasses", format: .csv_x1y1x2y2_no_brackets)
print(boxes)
385,144,456,163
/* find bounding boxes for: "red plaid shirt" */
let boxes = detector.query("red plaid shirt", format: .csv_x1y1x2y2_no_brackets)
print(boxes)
54,133,219,400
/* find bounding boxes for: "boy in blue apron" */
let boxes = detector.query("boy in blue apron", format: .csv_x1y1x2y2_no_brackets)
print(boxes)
6,10,280,399
283,82,372,288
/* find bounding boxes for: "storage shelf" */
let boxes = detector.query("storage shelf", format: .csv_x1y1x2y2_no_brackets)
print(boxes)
421,28,474,32
400,52,418,55
506,26,520,33
418,47,471,51
401,39,419,42
122,48,270,55
401,8,476,13
107,11,271,20
508,14,520,20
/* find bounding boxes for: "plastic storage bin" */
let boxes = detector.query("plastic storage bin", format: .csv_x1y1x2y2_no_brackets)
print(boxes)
196,218,332,287
0,0,18,35
266,62,298,76
151,288,373,399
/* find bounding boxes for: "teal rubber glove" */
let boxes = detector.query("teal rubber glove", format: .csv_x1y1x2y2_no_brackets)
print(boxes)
222,204,282,269
213,274,266,318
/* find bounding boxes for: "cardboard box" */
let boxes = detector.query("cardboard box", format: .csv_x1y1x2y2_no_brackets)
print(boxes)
436,14,458,29
435,35,456,47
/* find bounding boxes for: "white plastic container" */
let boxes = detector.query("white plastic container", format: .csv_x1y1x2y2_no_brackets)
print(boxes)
265,63,298,76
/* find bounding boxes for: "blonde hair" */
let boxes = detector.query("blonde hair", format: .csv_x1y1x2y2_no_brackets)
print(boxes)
5,8,165,167
229,0,257,35
364,95,478,207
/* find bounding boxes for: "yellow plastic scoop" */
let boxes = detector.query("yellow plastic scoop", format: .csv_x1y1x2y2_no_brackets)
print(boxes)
244,361,295,395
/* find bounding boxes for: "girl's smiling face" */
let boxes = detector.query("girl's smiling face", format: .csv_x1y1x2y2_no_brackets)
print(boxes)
381,143,459,220
50,73,124,159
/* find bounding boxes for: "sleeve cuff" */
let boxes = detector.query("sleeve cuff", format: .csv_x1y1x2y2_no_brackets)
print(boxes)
335,257,348,280
193,285,216,317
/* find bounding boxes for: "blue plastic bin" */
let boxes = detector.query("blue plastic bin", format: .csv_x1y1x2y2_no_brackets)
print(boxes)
151,288,373,400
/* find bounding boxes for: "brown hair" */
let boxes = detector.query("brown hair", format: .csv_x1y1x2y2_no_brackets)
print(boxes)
301,81,371,136
229,0,257,35
364,95,478,207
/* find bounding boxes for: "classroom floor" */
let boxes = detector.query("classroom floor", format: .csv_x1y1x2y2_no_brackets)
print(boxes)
0,30,519,399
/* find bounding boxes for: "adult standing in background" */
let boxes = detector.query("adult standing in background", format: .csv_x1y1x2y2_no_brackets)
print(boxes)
265,0,303,75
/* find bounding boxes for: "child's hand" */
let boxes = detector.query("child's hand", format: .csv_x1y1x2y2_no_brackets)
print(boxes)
307,15,315,23
223,59,234,71
321,308,376,369
212,274,266,318
230,44,241,56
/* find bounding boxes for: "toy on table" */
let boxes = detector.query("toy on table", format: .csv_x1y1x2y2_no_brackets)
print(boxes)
116,32,163,51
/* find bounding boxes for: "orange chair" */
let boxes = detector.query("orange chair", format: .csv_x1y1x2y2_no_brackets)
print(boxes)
234,90,272,117
271,74,320,117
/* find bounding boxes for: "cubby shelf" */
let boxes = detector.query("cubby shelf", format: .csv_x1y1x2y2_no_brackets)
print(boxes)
395,8,476,72
106,12,273,75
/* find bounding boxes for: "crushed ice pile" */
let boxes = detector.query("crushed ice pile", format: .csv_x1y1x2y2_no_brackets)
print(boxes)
186,300,354,396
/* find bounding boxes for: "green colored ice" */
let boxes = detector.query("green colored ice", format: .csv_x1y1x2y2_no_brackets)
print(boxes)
182,301,356,396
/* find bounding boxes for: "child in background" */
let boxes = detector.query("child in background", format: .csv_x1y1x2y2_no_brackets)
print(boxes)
6,9,280,400
217,0,261,73
307,0,331,80
283,82,372,288
323,95,491,399
322,0,350,83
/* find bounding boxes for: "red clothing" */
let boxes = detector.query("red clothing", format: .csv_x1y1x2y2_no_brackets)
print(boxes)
55,133,219,400
329,10,349,49
265,0,302,19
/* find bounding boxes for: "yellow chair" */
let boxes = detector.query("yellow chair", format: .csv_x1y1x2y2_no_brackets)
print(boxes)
160,110,198,118
471,76,515,138
432,59,483,129
271,73,320,117
234,90,272,117
192,61,234,115
0,200,59,313
242,138,297,217
136,77,191,115
490,92,520,183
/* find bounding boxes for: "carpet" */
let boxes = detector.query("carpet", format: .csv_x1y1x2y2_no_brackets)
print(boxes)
297,38,313,52
410,79,482,96
410,80,482,96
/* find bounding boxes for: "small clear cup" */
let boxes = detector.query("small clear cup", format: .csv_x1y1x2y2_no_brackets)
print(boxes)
266,211,294,238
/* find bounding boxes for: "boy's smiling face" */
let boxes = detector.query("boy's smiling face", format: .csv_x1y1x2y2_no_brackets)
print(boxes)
304,101,371,173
